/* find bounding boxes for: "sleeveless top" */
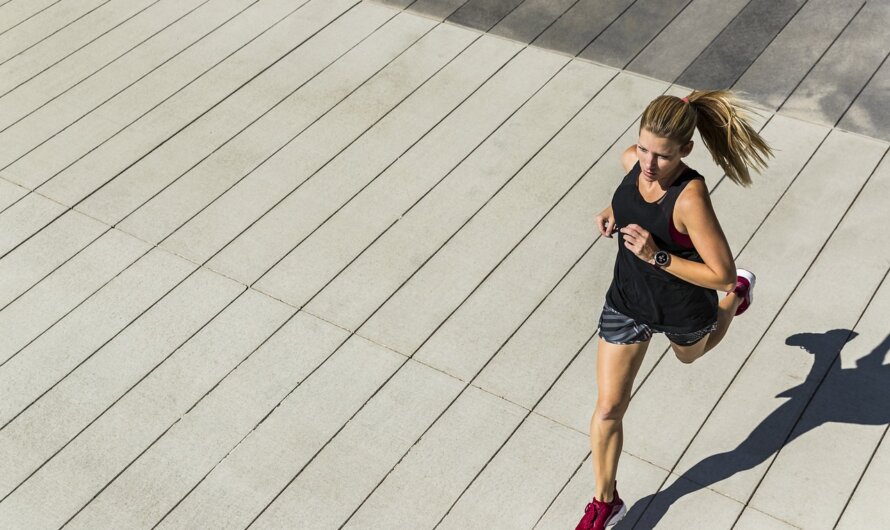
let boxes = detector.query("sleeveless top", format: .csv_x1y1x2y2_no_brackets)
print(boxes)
605,161,718,333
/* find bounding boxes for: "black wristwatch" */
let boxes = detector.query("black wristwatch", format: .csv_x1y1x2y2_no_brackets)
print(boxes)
654,250,671,268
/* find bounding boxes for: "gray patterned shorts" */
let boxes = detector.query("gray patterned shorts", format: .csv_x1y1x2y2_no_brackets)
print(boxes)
598,303,717,347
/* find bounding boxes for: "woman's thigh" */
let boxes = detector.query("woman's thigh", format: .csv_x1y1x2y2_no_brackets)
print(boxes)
596,337,650,408
669,333,710,363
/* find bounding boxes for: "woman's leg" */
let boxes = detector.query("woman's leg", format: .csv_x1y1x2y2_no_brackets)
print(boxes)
672,291,742,363
592,337,650,502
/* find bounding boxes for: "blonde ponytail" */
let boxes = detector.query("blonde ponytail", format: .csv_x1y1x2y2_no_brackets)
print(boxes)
640,90,773,186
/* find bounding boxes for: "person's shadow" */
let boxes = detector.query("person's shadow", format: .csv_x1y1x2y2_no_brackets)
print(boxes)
618,329,890,528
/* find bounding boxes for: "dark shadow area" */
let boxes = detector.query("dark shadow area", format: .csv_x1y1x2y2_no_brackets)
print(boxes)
618,329,890,528
374,0,890,142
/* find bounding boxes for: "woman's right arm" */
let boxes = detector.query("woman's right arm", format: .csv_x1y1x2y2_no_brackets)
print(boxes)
595,205,615,238
596,145,638,238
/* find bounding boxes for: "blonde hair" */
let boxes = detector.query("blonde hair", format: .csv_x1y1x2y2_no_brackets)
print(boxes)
640,90,773,186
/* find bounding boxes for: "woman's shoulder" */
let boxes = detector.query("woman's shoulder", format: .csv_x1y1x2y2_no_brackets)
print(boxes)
620,144,638,173
675,173,713,213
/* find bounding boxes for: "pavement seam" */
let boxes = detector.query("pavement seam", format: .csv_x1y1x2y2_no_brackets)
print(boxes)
151,6,436,265
774,1,867,115
835,46,890,128
0,0,63,39
0,0,227,134
0,0,265,220
732,161,890,527
115,3,409,237
0,0,113,67
726,0,811,90
1,0,280,202
0,0,213,102
0,0,166,99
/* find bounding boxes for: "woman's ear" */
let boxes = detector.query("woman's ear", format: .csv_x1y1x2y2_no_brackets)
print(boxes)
681,140,694,157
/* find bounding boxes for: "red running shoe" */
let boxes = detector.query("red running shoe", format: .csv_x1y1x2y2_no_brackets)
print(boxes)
575,487,626,530
732,269,756,316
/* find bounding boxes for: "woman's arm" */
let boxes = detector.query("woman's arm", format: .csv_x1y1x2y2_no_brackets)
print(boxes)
619,180,737,292
595,145,638,238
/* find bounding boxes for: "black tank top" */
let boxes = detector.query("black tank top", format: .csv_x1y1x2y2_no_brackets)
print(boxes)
605,161,718,333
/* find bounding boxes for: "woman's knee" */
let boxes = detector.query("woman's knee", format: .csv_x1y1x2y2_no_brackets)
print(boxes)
594,399,629,422
673,347,699,364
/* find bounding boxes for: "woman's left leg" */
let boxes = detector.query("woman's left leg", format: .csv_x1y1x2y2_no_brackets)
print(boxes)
672,291,742,363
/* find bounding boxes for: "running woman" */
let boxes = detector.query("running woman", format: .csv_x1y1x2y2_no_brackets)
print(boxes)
575,90,773,530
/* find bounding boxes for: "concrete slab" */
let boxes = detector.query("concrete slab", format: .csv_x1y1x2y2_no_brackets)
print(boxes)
456,136,639,398
707,113,826,250
626,0,749,83
632,472,745,529
0,267,242,498
255,45,568,308
0,0,258,171
98,1,409,233
409,0,468,21
63,310,352,529
447,0,524,32
489,0,576,44
0,192,66,256
676,0,807,90
0,247,195,427
437,412,588,529
533,0,633,57
371,0,412,10
344,386,527,528
0,0,157,89
360,71,664,357
0,0,109,63
248,360,462,530
745,159,890,527
578,0,689,69
0,1,59,34
0,289,292,529
0,210,105,308
734,507,800,530
0,228,149,365
35,0,348,208
1,0,313,190
780,2,890,128
0,177,27,210
734,0,863,111
838,51,890,143
303,58,612,333
838,426,890,528
0,0,209,128
154,333,404,529
179,25,486,272
195,29,503,276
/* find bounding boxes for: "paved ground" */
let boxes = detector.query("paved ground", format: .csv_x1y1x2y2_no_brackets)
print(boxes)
387,0,890,143
0,0,888,528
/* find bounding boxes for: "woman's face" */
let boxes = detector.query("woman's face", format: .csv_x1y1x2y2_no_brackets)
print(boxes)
636,128,691,183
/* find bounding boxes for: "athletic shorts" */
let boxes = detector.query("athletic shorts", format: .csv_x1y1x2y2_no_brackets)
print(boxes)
598,303,717,347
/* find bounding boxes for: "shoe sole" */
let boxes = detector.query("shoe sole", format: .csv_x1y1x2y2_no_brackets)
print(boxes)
606,504,627,527
737,269,756,307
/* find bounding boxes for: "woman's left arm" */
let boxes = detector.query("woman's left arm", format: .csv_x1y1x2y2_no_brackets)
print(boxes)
619,180,737,292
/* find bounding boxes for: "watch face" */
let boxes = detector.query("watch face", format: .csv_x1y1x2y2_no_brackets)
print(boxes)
656,252,669,265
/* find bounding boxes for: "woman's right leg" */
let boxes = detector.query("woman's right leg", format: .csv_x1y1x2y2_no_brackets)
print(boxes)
591,337,650,502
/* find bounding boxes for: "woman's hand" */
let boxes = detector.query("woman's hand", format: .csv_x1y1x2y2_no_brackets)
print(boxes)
620,224,660,264
595,207,616,238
